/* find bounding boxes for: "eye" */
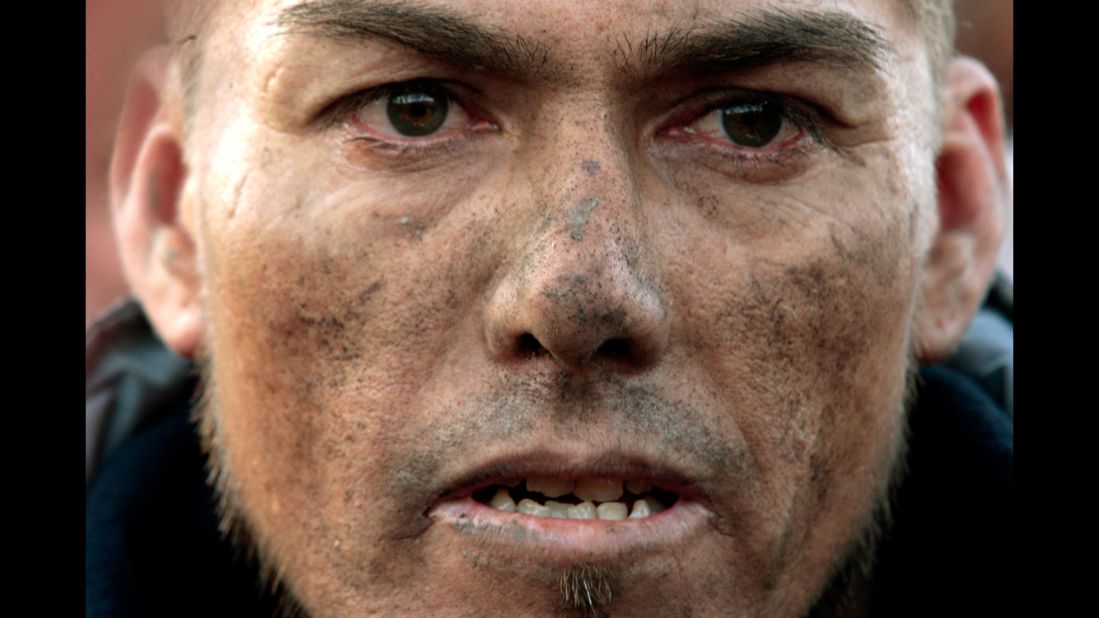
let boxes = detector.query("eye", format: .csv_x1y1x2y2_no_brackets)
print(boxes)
657,93,830,182
720,101,784,148
686,98,802,151
385,83,450,136
342,79,480,141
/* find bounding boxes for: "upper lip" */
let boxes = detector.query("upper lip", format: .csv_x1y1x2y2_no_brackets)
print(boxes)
426,447,713,513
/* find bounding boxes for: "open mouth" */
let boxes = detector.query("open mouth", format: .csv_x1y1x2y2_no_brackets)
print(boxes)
425,452,713,559
471,477,679,521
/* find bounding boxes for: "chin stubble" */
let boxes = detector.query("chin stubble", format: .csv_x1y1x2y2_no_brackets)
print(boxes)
558,563,619,617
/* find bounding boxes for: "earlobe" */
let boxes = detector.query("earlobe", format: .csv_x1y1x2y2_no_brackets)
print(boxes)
111,47,204,359
913,57,1008,363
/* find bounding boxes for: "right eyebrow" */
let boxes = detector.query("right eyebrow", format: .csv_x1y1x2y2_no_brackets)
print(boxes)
275,0,551,78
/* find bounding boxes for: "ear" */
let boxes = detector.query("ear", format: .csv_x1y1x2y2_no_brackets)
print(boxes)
912,57,1009,363
111,46,203,359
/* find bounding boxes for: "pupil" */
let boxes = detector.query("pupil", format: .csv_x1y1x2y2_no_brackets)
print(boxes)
721,102,781,148
387,88,448,137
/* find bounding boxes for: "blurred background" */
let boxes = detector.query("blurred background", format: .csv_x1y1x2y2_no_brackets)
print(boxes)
85,0,1014,327
87,0,167,326
952,0,1013,281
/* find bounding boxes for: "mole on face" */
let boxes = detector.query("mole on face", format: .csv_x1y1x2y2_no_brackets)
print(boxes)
581,159,601,175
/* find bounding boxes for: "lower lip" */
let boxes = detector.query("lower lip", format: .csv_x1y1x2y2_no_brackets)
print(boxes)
429,496,712,560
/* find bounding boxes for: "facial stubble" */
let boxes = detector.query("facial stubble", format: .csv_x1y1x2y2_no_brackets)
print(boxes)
193,346,915,618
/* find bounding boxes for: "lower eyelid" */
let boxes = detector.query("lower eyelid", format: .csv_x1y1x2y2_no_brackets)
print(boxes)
651,121,823,184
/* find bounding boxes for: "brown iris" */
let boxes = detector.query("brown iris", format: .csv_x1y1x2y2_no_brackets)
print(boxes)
721,101,783,148
386,84,449,137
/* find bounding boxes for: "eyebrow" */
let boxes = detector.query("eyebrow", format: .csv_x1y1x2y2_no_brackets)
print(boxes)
276,1,892,82
618,9,893,80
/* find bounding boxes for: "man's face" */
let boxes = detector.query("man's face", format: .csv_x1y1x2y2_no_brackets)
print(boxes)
186,0,938,615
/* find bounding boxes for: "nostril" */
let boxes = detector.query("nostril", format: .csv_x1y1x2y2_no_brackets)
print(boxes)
596,338,631,361
517,333,548,358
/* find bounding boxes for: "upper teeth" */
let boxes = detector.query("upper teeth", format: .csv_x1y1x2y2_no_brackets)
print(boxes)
482,479,669,521
574,479,623,502
526,477,575,498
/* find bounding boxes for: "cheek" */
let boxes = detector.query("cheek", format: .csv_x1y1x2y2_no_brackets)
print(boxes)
733,250,911,482
208,207,472,447
198,176,505,597
672,188,917,581
201,142,500,413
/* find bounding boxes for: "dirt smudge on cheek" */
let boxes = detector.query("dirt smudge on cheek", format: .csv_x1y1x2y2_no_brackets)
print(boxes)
725,256,873,469
275,277,384,365
765,248,903,450
711,225,911,574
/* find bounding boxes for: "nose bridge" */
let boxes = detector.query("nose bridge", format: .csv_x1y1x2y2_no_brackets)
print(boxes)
483,111,669,370
544,158,634,260
531,101,642,269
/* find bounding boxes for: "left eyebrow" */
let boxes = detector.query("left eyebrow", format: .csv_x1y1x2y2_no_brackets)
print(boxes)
615,8,893,81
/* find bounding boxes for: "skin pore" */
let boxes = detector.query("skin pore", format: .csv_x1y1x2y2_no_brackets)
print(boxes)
114,0,1006,616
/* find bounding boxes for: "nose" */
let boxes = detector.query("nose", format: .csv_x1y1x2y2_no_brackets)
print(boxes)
483,155,670,372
